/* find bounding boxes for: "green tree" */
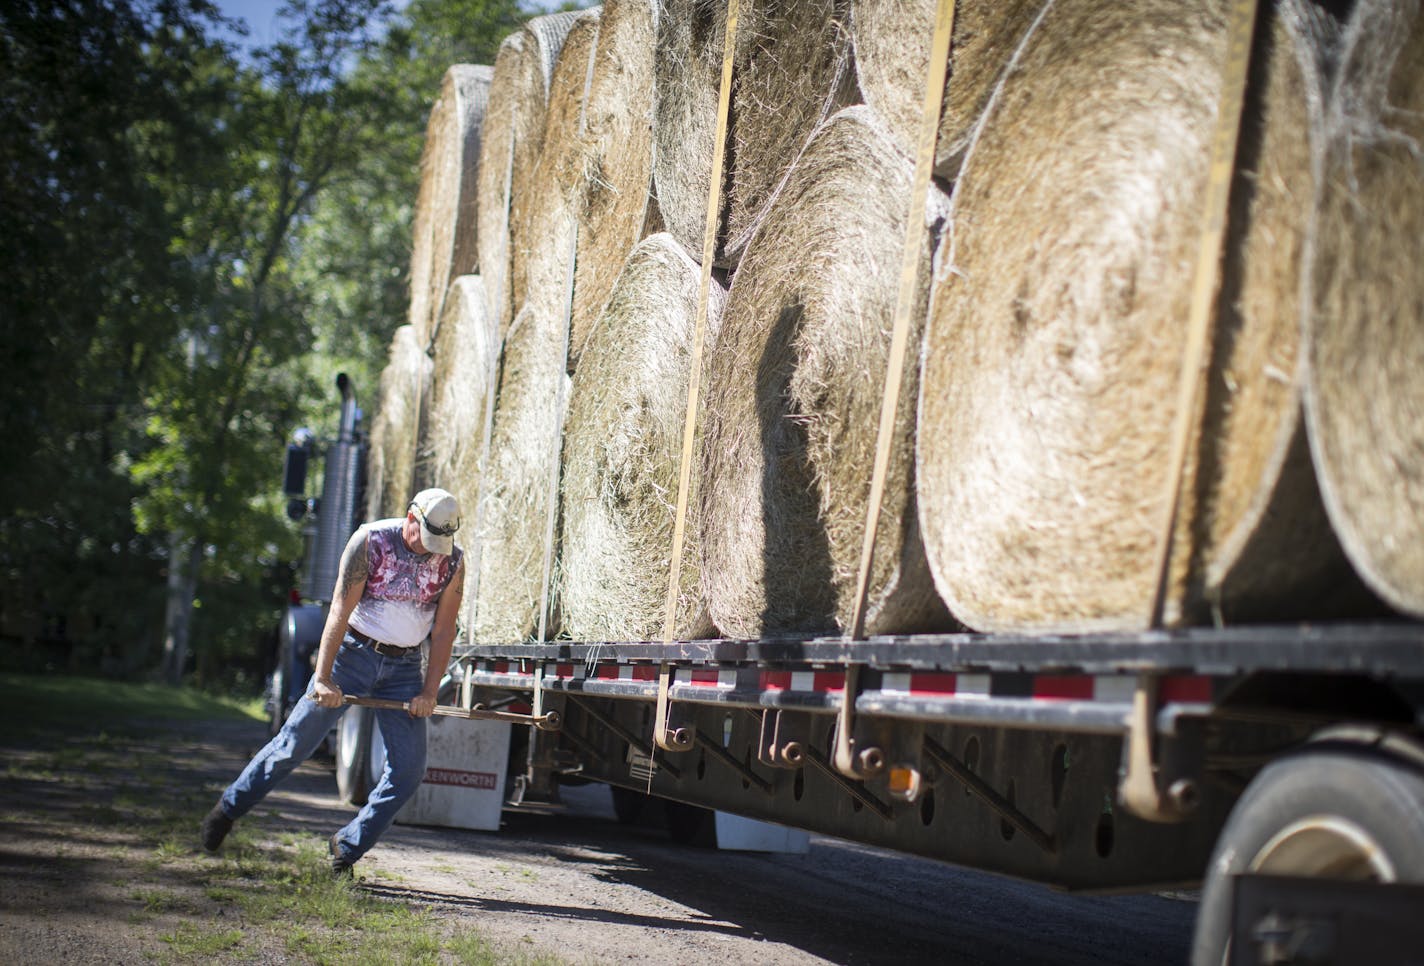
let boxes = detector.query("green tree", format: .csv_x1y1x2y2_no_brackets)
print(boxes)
128,0,399,685
0,0,541,686
0,0,234,671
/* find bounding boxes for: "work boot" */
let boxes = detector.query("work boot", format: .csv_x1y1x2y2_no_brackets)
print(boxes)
200,804,233,853
328,833,354,879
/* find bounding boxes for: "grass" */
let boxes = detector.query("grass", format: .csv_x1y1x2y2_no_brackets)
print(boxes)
0,671,264,742
0,670,560,965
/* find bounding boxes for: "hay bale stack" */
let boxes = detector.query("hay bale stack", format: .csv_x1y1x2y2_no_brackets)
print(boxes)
1306,0,1424,618
560,233,722,642
365,325,433,523
475,10,584,339
407,65,492,348
917,0,1345,633
511,9,601,325
472,300,573,644
474,13,599,644
700,107,949,638
570,0,658,365
850,0,1040,179
653,0,852,266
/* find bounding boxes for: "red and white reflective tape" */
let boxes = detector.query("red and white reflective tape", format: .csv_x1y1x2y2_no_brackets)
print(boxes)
676,668,739,689
468,659,1214,708
876,672,1213,704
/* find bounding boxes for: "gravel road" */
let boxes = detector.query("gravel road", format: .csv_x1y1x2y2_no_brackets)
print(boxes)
369,783,1197,965
0,714,1197,964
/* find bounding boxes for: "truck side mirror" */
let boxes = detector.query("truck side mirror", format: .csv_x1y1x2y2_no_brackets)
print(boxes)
283,442,308,496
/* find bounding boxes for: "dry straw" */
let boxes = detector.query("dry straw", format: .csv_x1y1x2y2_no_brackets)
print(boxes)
426,275,497,524
1306,0,1424,618
560,233,723,642
651,0,722,261
917,0,1352,633
475,11,584,339
476,12,596,644
511,9,601,330
365,324,433,523
407,65,492,349
850,0,1040,179
700,107,949,638
571,0,658,366
472,299,573,645
727,0,855,262
425,275,497,643
654,0,853,267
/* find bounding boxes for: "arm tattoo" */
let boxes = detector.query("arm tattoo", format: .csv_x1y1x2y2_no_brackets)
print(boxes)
336,529,369,601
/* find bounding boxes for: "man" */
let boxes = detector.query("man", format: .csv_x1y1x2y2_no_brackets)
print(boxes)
200,487,465,876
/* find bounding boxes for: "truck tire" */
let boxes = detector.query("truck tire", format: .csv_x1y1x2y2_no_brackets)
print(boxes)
1191,741,1424,965
369,714,388,791
610,786,648,825
664,799,714,846
335,705,374,806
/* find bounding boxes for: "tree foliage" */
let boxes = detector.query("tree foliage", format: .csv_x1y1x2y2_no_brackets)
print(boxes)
0,0,231,672
0,0,534,686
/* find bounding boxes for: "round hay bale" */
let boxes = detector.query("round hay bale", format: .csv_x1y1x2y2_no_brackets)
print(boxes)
475,11,584,340
651,0,723,261
725,0,854,262
850,0,1040,179
365,324,433,523
571,0,658,366
471,302,572,644
916,0,1348,633
426,275,497,644
653,0,853,267
701,106,951,638
1201,2,1375,620
560,232,723,642
408,64,492,349
511,9,600,332
1306,0,1424,617
426,275,497,518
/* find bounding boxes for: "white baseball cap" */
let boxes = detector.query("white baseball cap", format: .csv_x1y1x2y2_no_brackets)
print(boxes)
409,487,460,555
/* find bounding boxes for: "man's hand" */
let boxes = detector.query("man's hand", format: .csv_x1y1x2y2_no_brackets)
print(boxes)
408,690,437,718
312,677,344,709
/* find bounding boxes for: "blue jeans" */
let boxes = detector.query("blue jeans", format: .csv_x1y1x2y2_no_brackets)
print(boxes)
220,635,427,864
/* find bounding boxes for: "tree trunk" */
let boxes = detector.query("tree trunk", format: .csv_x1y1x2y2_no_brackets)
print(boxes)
160,533,201,685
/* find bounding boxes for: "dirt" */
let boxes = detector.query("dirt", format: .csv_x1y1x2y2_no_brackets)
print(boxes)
0,714,1198,964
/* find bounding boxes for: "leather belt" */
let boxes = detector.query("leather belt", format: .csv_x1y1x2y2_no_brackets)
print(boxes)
346,628,417,658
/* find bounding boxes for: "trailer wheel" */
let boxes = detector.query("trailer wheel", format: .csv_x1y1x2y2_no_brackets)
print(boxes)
610,786,648,825
369,714,388,791
1191,742,1424,966
335,705,374,806
664,799,714,846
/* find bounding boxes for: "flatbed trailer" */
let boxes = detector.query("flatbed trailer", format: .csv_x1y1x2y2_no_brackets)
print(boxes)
450,621,1424,963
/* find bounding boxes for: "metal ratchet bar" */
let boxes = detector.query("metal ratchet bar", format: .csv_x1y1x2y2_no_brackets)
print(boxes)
341,695,561,731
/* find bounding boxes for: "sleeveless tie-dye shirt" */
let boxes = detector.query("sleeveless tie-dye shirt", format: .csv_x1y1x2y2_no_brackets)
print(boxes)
347,519,462,648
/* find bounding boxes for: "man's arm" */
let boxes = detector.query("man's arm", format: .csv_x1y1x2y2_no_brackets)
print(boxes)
408,555,465,718
310,527,369,709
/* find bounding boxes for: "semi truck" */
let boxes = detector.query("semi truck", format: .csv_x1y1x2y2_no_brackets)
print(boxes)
274,372,1424,964
271,1,1424,962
